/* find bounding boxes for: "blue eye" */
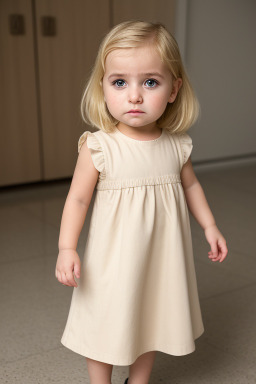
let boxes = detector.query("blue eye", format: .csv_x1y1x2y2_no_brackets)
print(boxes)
145,79,159,88
112,79,126,87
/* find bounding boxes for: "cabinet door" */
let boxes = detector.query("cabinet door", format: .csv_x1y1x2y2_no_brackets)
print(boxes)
0,0,41,186
35,0,110,180
112,0,176,35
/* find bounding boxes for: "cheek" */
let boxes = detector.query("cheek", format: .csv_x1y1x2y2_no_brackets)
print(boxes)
149,92,169,111
105,91,123,111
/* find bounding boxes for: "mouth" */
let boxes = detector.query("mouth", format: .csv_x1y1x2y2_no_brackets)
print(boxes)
127,110,145,114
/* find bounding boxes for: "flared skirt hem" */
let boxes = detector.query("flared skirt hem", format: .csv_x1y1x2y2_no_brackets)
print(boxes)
61,327,204,366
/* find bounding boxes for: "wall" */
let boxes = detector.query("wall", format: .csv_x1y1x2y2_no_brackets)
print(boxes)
182,0,256,165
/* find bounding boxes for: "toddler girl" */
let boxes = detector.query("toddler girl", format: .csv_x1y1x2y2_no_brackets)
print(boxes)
56,20,228,384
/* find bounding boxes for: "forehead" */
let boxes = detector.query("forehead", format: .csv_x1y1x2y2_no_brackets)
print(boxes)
104,45,168,74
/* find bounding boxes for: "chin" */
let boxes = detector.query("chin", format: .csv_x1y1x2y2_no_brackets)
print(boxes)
126,119,152,127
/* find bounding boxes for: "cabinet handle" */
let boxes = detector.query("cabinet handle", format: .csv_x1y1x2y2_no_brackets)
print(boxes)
9,14,25,35
41,16,56,37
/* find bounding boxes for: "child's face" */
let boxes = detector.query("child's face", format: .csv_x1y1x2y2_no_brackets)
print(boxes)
102,44,181,131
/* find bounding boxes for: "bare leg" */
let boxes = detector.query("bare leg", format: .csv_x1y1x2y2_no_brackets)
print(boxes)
85,357,113,384
128,351,156,384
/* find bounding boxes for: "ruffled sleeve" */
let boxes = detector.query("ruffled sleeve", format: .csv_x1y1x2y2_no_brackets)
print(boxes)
78,131,105,175
178,132,193,166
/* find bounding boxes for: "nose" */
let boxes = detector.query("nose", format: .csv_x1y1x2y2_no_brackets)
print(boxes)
128,85,143,104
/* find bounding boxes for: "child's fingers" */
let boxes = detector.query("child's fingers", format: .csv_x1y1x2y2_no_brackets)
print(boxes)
74,263,80,279
56,269,65,285
208,251,215,259
56,270,62,283
208,243,228,263
218,241,228,262
56,269,78,287
209,242,219,261
208,250,221,262
66,271,78,287
208,250,218,258
208,255,219,261
61,271,71,286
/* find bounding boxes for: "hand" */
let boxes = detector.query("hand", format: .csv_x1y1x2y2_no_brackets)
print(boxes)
55,249,81,287
204,224,228,263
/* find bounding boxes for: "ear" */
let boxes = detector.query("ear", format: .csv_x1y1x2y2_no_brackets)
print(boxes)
168,78,182,103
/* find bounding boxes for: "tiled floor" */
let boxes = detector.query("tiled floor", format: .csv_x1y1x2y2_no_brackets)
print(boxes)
0,162,255,383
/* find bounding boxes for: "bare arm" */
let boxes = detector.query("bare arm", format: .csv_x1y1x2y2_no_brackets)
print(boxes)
55,140,99,286
181,157,228,263
58,140,99,250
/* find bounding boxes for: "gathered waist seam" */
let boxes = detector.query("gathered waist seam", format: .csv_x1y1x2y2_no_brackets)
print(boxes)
96,174,181,190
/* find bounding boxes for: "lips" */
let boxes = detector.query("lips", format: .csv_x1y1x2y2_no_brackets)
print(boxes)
128,109,144,113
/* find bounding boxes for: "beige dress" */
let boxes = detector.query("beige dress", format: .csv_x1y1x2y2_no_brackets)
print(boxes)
61,127,204,366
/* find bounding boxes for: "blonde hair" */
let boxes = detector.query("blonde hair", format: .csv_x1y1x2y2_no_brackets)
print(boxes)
81,20,199,134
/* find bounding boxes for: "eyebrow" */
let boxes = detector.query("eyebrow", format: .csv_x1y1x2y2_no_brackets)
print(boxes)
107,72,164,80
